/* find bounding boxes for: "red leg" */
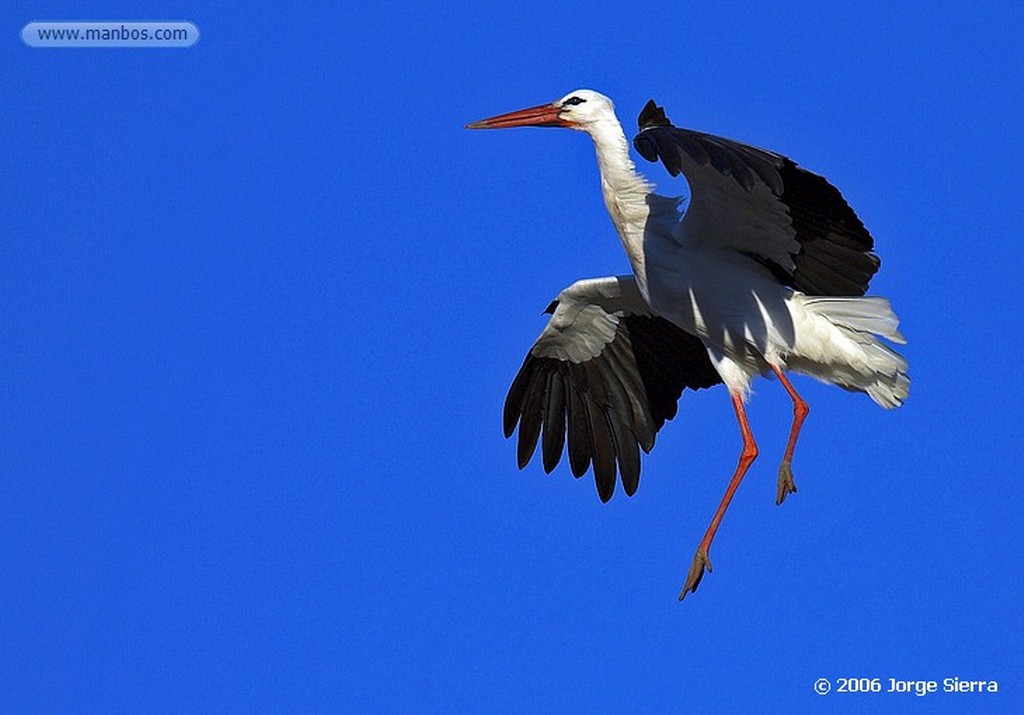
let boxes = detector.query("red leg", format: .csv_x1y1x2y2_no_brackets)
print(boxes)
680,391,758,600
771,366,809,505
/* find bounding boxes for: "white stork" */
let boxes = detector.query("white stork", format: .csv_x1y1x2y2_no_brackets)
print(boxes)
467,90,908,599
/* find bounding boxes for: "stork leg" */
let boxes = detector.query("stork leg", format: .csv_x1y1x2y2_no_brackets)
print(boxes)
771,366,809,506
680,391,758,600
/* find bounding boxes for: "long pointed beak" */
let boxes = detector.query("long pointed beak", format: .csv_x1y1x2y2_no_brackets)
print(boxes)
466,102,571,130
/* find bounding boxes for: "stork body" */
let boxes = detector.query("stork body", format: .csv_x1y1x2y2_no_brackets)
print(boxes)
468,90,908,598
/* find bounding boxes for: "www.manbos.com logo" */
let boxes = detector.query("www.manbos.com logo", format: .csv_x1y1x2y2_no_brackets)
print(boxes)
22,22,199,48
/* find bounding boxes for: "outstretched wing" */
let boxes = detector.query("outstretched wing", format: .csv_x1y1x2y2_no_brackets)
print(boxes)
504,276,721,502
633,99,880,296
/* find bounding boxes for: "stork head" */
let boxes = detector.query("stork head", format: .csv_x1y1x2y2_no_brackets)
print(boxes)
466,89,616,133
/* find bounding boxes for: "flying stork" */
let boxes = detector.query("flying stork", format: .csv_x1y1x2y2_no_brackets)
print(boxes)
467,90,908,599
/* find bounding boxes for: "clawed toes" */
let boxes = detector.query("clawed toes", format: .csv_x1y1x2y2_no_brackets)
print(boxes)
776,461,798,505
679,549,712,601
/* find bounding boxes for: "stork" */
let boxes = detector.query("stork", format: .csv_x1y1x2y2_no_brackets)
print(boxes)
467,90,908,599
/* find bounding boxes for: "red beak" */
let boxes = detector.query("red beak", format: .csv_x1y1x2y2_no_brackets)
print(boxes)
466,102,571,130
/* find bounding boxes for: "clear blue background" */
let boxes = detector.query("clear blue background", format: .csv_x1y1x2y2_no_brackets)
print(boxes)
3,2,1021,712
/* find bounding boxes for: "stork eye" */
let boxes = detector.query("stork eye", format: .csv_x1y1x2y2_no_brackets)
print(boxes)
563,96,586,107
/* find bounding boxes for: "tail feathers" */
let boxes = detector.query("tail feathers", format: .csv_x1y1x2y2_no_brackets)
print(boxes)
797,295,909,408
865,369,909,409
802,296,906,344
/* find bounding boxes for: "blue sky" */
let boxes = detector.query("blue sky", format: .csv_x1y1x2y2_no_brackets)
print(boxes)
3,2,1021,712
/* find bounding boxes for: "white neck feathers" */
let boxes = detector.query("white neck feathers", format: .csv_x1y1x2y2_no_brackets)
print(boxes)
585,118,675,292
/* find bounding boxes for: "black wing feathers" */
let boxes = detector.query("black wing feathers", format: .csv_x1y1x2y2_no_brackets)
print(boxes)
776,159,879,295
636,101,782,194
626,314,722,429
515,366,546,469
565,371,592,478
635,99,880,296
540,370,566,473
505,312,721,502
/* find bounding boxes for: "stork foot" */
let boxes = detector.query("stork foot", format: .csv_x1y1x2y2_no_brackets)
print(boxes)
776,460,798,505
679,548,713,601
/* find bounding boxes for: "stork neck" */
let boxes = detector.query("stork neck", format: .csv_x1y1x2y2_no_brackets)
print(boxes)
587,118,654,289
590,119,649,200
